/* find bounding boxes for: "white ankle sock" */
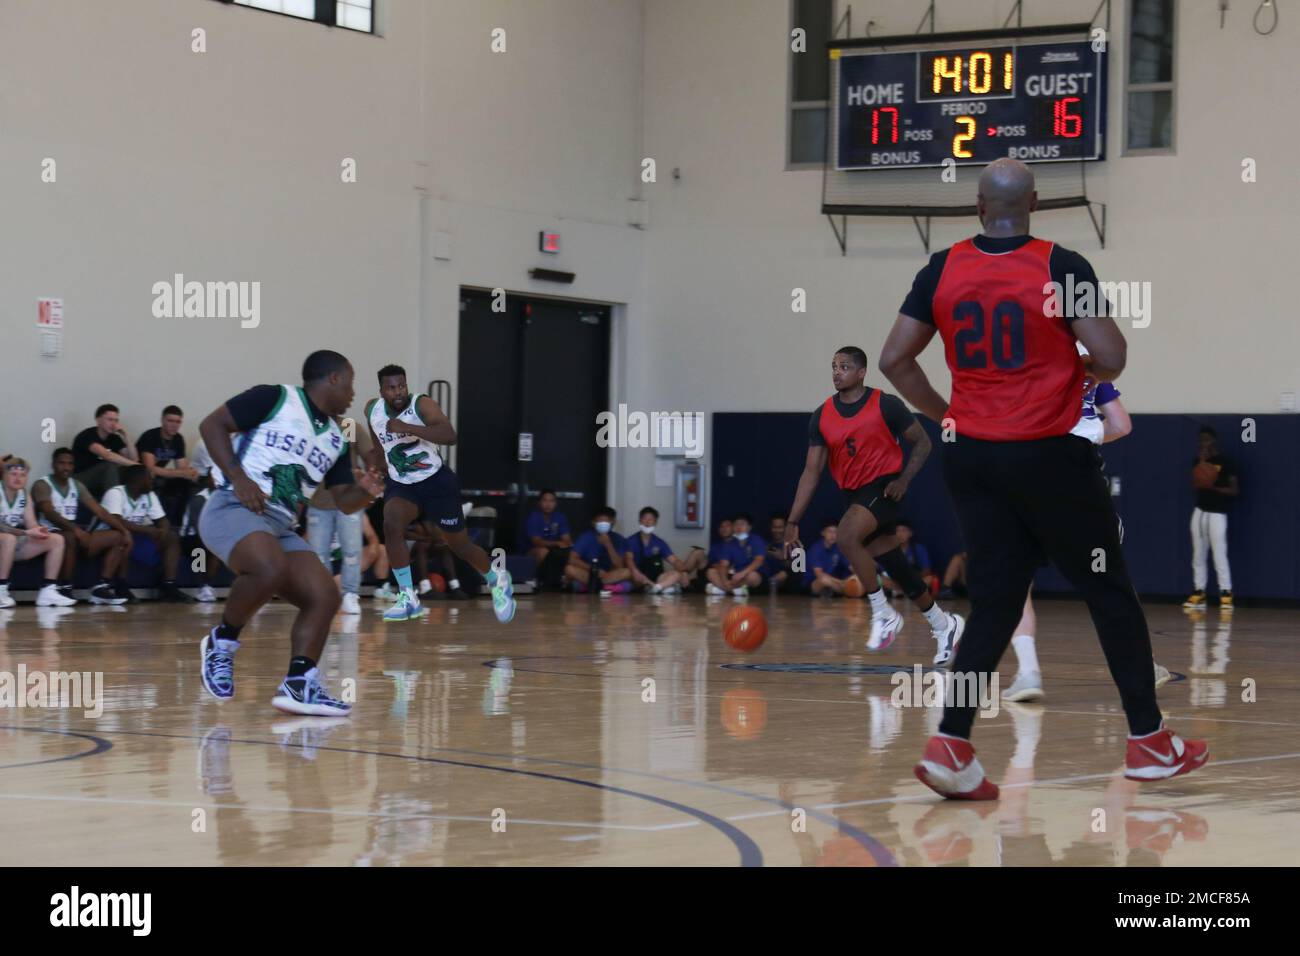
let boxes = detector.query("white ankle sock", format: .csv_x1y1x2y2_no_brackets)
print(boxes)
868,587,889,617
922,603,947,630
1011,633,1039,674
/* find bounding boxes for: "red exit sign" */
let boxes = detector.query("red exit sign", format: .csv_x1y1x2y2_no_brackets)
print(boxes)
539,231,561,254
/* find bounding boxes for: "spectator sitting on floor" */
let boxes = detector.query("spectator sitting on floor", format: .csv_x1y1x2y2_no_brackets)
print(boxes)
706,513,766,597
677,517,730,591
138,405,200,524
765,513,799,593
100,465,192,603
30,447,133,605
72,403,139,498
941,551,968,598
703,520,734,595
361,512,385,588
805,520,851,597
880,522,936,597
524,489,573,590
565,507,629,593
0,458,76,608
623,507,688,594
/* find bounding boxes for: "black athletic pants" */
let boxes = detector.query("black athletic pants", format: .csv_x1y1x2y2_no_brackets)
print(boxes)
940,433,1161,739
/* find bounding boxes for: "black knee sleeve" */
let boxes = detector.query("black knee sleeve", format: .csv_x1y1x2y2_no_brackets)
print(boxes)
875,547,928,600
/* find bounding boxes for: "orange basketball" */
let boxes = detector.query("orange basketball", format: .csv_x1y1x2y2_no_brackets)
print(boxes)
843,575,864,598
427,572,447,593
1193,461,1219,490
723,606,767,652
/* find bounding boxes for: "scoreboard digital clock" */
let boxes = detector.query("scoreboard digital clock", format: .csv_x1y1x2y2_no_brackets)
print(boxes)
832,37,1106,171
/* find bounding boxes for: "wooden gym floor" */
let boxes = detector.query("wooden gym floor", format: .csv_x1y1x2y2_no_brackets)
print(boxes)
0,594,1296,866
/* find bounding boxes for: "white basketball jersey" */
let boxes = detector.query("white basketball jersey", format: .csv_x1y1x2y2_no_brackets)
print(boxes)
36,476,79,529
1069,341,1105,445
367,396,443,485
100,485,164,527
0,488,26,528
217,385,348,516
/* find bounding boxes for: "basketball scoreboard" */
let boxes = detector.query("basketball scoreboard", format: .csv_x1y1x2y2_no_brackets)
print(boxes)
833,38,1106,171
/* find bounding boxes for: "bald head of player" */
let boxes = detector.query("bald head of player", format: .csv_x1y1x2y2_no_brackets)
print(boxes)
977,158,1038,236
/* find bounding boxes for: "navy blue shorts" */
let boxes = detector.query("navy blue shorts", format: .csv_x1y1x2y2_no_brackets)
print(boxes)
384,466,464,533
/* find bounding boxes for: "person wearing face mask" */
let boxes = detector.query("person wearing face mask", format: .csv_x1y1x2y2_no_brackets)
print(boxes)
623,507,687,594
706,514,766,597
565,508,630,594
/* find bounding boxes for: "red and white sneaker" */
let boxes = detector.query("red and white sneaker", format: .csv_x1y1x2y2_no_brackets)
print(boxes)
867,606,904,652
914,734,1000,801
1124,725,1209,781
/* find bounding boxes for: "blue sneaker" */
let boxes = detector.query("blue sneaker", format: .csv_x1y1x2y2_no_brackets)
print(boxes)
491,570,516,624
383,589,427,622
200,631,238,700
271,667,352,717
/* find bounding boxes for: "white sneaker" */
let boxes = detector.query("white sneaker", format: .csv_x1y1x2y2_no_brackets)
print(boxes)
196,584,217,603
36,584,76,607
931,612,965,665
867,606,904,651
706,583,727,596
731,586,749,598
1153,661,1172,689
271,667,351,717
0,585,14,609
373,582,397,601
1002,670,1045,702
418,578,432,595
649,583,663,594
340,592,361,615
383,589,427,622
662,583,681,595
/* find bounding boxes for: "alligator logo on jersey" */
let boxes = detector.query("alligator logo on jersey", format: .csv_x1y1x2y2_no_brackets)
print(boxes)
1,490,26,527
387,440,434,477
264,463,311,510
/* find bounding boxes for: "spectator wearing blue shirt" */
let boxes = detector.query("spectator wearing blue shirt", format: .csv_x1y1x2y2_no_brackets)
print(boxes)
764,513,800,593
624,507,687,593
707,517,734,567
524,489,573,590
805,521,851,596
564,507,631,593
524,490,572,558
706,513,766,596
880,522,936,597
675,516,731,592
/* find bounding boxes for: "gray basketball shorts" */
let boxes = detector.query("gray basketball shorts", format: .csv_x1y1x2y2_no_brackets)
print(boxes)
199,488,311,565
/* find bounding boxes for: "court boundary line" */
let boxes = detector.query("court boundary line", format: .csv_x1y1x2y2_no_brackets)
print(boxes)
0,725,114,771
11,728,764,867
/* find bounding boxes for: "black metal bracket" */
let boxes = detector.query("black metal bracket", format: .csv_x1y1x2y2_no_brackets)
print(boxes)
1092,0,1112,31
915,1,936,35
1086,201,1107,247
912,216,932,254
828,214,848,256
833,3,852,39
